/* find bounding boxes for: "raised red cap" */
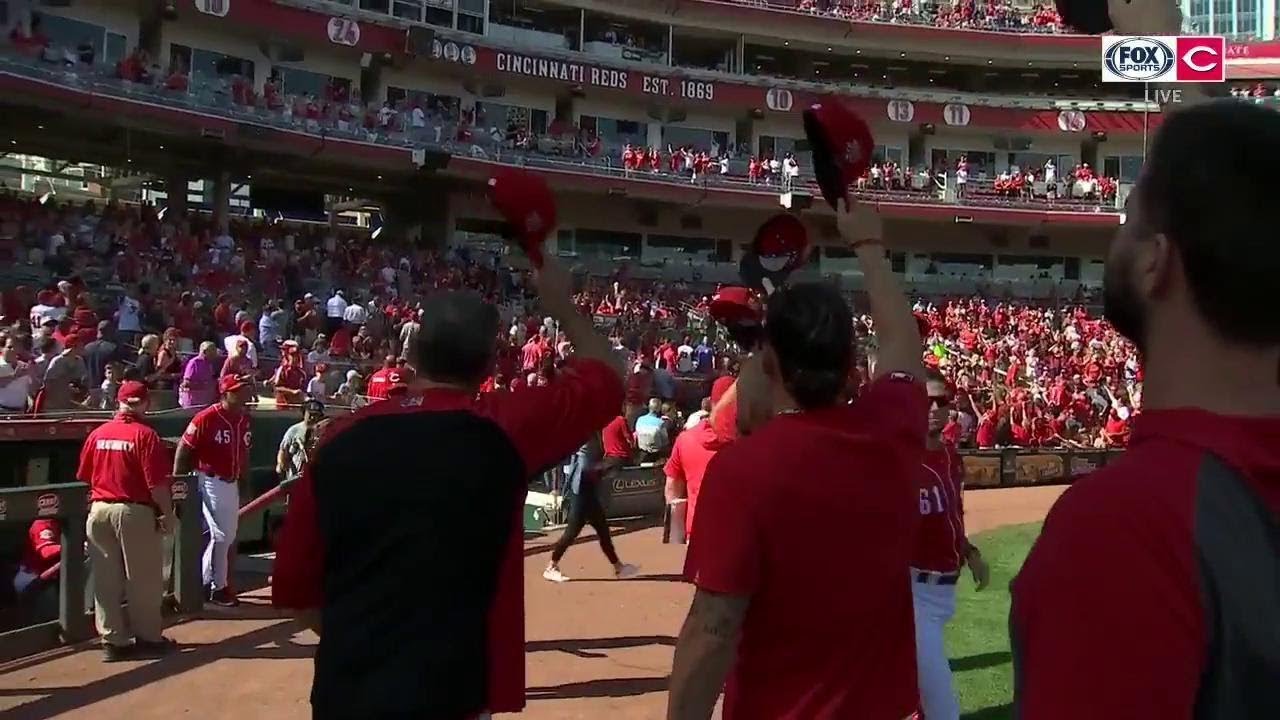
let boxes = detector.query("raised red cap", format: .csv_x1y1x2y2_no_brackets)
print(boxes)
486,168,556,268
219,374,248,394
708,286,762,327
803,100,875,210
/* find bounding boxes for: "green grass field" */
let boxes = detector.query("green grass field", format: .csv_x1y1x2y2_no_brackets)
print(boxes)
946,522,1043,720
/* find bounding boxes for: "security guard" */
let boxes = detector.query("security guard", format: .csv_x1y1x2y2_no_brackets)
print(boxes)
78,380,176,661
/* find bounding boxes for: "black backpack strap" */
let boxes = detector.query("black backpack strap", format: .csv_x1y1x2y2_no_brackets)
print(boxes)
1192,453,1280,720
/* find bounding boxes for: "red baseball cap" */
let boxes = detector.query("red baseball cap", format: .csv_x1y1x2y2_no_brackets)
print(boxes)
239,320,255,333
486,168,555,268
708,286,763,327
710,375,735,406
117,380,149,406
803,100,875,210
219,374,249,394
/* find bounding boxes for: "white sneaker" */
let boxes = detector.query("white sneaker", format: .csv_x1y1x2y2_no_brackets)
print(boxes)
614,563,640,579
543,566,571,583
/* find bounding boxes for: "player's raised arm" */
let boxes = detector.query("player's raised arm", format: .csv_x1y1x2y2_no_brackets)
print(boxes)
837,199,923,380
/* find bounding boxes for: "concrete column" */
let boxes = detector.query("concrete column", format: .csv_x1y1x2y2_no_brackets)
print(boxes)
360,60,386,104
166,173,189,218
211,171,231,233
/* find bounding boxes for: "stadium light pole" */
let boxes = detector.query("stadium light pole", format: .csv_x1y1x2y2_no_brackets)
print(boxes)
1142,82,1150,158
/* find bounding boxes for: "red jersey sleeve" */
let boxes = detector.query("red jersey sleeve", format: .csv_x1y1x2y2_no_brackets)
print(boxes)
1010,481,1203,718
180,412,204,451
76,429,96,484
271,461,324,610
479,358,624,475
683,448,761,595
663,438,685,482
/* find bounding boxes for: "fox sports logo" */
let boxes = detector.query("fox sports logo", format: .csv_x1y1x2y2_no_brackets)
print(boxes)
1105,37,1175,81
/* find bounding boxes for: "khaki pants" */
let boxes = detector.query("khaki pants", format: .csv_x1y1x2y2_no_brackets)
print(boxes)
85,502,164,646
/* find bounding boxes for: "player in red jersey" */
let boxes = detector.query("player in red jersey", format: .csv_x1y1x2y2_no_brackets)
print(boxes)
174,374,253,607
911,368,990,720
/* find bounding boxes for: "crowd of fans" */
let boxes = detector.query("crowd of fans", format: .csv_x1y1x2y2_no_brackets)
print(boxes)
768,0,1064,33
2,18,1121,214
0,182,1138,450
1231,82,1280,102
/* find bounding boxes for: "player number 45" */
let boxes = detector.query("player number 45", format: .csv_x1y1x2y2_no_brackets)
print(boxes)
919,487,945,515
215,429,233,445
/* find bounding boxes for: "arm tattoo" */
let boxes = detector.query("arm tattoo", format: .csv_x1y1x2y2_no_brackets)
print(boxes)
668,589,750,720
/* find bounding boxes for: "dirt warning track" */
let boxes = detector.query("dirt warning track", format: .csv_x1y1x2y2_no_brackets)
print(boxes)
0,486,1062,720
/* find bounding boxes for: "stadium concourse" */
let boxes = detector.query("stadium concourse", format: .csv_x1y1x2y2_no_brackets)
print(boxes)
0,485,1064,720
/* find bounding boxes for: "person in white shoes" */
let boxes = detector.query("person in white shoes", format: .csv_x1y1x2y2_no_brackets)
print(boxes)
544,431,639,583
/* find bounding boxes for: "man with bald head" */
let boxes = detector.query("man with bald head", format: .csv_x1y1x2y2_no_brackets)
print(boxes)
275,257,627,720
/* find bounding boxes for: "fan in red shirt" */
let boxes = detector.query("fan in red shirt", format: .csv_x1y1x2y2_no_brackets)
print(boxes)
664,376,735,541
365,356,396,400
272,346,308,407
1011,102,1280,718
669,201,926,720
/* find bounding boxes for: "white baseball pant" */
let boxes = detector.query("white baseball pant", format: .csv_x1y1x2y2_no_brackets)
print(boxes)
199,471,240,591
912,579,960,720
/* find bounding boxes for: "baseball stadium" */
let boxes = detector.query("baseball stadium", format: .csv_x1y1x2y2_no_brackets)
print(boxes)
0,0,1277,718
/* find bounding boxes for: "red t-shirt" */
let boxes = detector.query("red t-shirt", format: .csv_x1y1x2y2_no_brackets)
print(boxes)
21,519,61,576
329,327,352,358
366,367,391,400
520,340,545,372
1011,409,1280,718
601,415,633,459
272,358,625,715
685,374,928,720
911,442,968,573
180,404,252,480
77,413,170,505
663,420,722,538
976,411,998,448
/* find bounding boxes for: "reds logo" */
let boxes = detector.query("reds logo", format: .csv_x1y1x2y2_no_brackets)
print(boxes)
171,480,188,501
243,431,252,448
36,493,59,518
